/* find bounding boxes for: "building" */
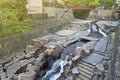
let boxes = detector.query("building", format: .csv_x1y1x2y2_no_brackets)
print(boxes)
26,0,43,14
26,0,65,18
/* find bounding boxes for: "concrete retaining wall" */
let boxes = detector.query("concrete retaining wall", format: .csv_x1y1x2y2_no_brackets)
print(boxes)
90,9,119,20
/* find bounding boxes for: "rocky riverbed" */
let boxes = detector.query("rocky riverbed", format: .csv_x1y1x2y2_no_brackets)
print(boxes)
0,19,119,80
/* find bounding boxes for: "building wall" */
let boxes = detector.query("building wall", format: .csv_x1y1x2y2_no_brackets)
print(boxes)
26,0,43,14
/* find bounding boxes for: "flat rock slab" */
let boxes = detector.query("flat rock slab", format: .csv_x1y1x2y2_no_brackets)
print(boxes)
97,21,119,27
56,30,76,36
52,35,68,41
7,58,35,76
71,19,92,24
83,53,105,65
94,37,108,54
69,30,89,40
44,41,57,49
80,36,99,41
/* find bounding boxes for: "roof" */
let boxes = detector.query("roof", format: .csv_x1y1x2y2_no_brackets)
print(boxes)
71,6,95,10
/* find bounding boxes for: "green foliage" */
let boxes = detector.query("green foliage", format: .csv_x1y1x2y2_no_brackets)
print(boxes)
62,0,99,19
63,0,100,7
73,10,90,19
0,20,32,38
88,1,100,7
0,0,32,38
100,0,116,9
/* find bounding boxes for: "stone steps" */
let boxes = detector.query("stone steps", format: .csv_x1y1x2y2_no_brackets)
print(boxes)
79,61,94,69
78,64,93,72
77,61,95,80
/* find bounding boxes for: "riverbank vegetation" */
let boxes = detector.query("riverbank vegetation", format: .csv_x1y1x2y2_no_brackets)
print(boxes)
62,0,117,19
0,0,32,38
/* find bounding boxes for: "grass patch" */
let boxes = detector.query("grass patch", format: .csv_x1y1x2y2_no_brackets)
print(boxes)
0,19,32,38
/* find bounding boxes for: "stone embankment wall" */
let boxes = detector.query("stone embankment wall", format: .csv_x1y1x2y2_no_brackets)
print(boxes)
90,9,119,20
107,24,120,80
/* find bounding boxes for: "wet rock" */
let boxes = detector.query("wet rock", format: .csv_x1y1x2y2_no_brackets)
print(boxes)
46,44,63,59
64,66,71,77
68,60,72,67
68,53,74,60
26,45,36,55
71,67,79,75
65,76,74,80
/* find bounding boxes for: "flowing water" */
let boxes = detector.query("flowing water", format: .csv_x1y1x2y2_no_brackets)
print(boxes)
39,41,88,80
41,56,68,80
36,21,107,80
89,22,107,38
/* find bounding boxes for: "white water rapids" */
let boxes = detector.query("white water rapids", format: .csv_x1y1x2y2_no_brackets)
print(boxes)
41,56,68,80
89,22,107,37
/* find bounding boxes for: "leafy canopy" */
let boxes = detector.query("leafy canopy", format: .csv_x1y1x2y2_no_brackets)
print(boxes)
0,0,31,38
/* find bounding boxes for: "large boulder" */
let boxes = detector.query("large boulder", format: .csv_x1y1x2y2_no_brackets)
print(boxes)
32,35,52,48
52,44,63,59
82,41,96,54
74,41,96,59
74,47,86,59
44,42,63,59
26,45,36,55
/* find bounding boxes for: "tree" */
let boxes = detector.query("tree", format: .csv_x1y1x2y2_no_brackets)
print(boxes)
62,0,100,7
99,0,117,9
0,0,31,38
0,0,27,21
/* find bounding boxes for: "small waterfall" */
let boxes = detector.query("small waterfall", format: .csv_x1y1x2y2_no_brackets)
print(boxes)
41,56,68,80
89,22,107,38
91,22,98,32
